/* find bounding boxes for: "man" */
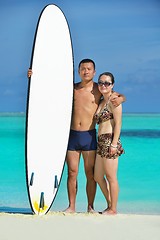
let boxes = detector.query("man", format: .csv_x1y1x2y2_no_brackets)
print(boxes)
65,59,125,213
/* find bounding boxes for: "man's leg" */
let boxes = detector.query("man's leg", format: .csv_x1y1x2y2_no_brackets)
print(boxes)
65,150,81,213
82,150,96,212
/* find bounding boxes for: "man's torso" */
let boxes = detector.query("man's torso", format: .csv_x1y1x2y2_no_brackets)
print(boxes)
70,82,101,131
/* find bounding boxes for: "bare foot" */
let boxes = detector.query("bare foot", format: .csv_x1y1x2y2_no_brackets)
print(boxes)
102,207,110,214
108,201,111,209
88,206,96,213
102,209,117,215
63,207,75,213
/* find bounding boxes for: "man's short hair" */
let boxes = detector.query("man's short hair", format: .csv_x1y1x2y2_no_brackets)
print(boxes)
78,59,96,70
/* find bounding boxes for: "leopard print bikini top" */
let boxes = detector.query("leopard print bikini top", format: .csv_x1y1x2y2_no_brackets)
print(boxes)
94,103,113,124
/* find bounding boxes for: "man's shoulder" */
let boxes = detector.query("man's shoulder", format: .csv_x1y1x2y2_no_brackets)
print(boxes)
92,82,99,90
74,82,81,89
74,82,80,86
93,82,100,93
93,81,98,86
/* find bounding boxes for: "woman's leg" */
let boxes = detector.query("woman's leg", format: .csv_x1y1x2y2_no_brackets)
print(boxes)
94,154,111,208
103,157,119,214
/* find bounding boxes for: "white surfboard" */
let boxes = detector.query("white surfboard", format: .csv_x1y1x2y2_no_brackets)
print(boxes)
25,4,73,215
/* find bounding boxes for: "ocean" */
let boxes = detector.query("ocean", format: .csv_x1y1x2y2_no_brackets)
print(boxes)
0,113,160,215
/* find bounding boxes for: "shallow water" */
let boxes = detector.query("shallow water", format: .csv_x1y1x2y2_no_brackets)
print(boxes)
0,113,160,214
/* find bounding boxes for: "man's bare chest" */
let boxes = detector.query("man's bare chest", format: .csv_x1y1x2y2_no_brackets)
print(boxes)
74,89,96,105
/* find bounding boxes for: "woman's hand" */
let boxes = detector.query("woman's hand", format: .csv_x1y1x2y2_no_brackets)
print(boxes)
109,144,117,156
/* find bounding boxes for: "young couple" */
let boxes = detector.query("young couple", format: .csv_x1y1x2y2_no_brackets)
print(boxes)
65,59,125,215
28,58,125,215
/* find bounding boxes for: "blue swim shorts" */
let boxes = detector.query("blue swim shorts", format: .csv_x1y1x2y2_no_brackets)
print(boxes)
67,129,97,151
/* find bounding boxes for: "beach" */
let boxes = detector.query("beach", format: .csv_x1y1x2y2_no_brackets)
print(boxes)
0,212,160,240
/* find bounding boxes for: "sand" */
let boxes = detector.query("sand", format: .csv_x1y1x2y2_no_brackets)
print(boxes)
0,212,160,240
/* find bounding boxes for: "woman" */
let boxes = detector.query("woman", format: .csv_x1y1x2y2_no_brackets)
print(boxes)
94,72,124,215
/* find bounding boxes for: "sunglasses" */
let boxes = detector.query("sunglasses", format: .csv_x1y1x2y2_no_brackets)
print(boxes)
98,81,112,87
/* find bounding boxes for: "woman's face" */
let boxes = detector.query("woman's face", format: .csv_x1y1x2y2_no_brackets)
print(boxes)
98,75,114,94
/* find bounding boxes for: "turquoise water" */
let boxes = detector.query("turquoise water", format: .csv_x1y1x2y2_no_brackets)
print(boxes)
0,113,160,215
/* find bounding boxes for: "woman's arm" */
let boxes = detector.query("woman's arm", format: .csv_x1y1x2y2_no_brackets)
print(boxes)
110,103,122,154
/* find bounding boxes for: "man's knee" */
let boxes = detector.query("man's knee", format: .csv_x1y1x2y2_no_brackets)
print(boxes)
85,166,94,180
68,167,78,179
66,151,80,180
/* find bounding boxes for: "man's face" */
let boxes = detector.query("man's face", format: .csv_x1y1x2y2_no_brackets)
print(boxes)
78,62,96,82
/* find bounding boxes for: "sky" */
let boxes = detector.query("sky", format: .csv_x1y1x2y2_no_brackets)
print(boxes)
0,0,160,113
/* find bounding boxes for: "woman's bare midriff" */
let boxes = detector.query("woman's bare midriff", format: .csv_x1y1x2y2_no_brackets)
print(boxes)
97,120,115,135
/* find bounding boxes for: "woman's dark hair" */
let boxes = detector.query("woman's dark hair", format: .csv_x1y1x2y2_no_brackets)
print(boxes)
98,72,115,84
